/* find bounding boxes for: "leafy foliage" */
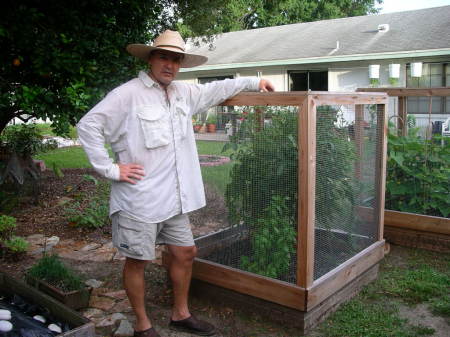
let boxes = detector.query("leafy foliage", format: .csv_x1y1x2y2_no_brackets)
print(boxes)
27,254,85,292
0,124,44,156
3,236,29,253
0,0,242,135
180,0,382,38
226,106,357,278
65,180,111,228
386,126,450,217
240,196,296,278
0,215,17,240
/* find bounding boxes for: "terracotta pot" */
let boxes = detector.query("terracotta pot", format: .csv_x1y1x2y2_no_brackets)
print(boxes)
207,123,216,133
193,125,201,133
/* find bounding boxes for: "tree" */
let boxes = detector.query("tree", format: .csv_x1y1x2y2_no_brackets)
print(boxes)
180,0,383,37
1,1,383,135
0,0,230,135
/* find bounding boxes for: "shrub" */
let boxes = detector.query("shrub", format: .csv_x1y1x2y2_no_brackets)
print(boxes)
240,196,296,278
386,126,450,217
0,124,44,156
65,180,110,228
3,236,29,253
226,106,357,230
27,254,85,292
226,106,357,278
0,215,17,240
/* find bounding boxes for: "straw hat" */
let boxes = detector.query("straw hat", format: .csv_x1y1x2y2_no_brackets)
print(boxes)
126,30,208,68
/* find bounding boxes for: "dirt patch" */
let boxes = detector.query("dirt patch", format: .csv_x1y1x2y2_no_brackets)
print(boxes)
398,303,449,337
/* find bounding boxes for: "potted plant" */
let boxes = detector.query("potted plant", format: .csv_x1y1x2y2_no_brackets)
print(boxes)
206,114,217,133
26,254,92,309
193,121,203,133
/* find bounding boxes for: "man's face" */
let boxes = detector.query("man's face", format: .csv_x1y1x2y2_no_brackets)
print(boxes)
148,50,182,87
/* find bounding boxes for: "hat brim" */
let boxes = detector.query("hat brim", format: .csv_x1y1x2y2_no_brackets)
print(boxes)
126,44,208,68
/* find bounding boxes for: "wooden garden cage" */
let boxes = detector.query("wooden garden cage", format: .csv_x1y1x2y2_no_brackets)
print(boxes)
164,91,389,333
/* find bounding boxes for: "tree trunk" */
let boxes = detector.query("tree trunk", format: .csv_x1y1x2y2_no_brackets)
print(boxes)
0,108,15,134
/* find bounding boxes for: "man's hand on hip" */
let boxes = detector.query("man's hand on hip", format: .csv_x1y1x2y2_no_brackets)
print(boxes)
118,163,145,184
259,79,275,92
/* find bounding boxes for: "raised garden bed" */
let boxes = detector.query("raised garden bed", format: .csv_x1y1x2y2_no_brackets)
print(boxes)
0,272,95,337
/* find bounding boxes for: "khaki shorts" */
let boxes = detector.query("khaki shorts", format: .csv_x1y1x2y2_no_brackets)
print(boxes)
111,212,195,260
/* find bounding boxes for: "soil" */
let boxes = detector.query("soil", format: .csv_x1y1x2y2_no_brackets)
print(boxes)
0,168,448,337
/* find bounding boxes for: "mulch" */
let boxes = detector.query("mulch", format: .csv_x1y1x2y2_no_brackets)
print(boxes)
10,168,112,243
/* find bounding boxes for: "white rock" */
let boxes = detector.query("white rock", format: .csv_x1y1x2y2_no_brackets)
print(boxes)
33,315,46,323
0,310,11,320
48,323,62,333
85,279,104,288
45,236,60,247
0,320,12,332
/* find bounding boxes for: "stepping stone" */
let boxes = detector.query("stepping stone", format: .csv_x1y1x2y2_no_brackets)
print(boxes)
80,308,104,320
89,296,116,311
80,243,102,251
114,319,134,337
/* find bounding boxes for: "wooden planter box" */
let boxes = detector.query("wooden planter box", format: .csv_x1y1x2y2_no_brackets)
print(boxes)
164,91,389,334
26,276,92,310
0,272,95,337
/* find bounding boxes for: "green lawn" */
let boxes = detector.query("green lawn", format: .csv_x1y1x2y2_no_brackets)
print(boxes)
36,141,234,188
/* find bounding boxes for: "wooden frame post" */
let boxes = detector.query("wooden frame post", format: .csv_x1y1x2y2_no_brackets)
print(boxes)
354,104,364,181
398,96,407,137
298,95,316,288
375,103,388,241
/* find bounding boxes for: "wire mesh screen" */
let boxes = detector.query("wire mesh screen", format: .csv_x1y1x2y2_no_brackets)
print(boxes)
314,104,381,280
387,97,450,218
193,105,299,284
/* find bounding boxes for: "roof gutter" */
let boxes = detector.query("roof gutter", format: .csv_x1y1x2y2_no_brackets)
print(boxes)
180,48,450,73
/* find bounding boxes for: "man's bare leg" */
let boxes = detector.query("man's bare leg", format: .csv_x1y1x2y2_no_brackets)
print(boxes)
123,257,152,331
167,245,197,320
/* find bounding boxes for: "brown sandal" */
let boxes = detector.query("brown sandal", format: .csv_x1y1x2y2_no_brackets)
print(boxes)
133,327,161,337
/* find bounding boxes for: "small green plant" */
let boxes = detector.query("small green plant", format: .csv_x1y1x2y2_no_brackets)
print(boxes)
389,77,399,86
3,236,29,253
27,254,85,292
0,215,17,240
206,114,217,124
370,78,379,86
65,181,110,228
240,196,296,279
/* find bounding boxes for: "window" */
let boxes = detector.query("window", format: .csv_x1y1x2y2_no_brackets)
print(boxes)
197,76,234,130
406,63,449,114
289,71,328,91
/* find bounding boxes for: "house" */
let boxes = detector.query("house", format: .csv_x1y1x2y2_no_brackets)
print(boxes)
179,6,450,135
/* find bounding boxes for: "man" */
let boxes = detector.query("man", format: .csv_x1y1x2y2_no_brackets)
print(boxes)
77,30,274,337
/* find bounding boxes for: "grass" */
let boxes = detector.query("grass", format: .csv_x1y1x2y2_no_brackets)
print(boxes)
201,163,233,195
320,300,434,337
36,140,234,196
36,146,93,169
196,140,231,156
35,123,78,139
316,246,450,337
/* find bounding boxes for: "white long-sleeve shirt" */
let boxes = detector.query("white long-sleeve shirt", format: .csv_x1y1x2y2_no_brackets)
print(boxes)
77,71,260,223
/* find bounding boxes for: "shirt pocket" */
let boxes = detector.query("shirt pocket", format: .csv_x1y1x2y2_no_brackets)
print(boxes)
117,216,144,256
176,103,190,139
137,106,170,149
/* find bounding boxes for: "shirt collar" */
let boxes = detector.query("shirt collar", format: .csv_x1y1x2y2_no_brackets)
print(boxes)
139,71,158,88
138,70,176,91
